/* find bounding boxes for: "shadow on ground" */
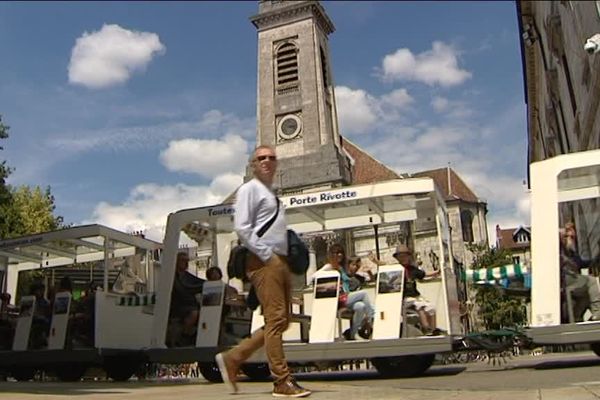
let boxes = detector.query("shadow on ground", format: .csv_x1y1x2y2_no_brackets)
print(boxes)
0,379,206,396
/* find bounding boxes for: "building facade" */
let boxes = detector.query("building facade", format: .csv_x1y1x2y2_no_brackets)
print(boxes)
518,0,600,262
249,0,352,193
496,225,532,267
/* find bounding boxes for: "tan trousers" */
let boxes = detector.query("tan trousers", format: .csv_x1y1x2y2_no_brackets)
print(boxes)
227,252,292,385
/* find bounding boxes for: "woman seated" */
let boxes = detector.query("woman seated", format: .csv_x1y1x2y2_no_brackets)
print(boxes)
314,243,375,340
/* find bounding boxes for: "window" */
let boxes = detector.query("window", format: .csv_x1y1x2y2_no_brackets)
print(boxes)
512,256,521,265
320,46,329,89
460,210,474,243
276,42,298,88
515,232,529,243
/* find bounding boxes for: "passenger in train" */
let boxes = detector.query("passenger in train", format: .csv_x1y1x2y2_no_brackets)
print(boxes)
392,244,441,335
371,245,441,335
170,252,204,338
206,266,239,300
72,281,98,346
0,293,14,350
29,281,51,348
352,255,377,283
314,243,375,340
560,222,600,321
30,282,51,323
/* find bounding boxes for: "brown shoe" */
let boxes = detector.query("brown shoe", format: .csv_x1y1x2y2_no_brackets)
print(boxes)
215,352,239,393
272,378,311,398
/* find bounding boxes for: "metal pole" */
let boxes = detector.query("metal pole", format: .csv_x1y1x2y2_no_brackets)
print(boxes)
103,237,109,291
374,224,380,259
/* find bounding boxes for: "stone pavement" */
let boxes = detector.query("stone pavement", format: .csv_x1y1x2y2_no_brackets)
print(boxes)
2,352,600,400
2,379,600,400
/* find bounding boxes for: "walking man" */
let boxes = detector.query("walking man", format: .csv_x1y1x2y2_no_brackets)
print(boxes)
216,145,311,398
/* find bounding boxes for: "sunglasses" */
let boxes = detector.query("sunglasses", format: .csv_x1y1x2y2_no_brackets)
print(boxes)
256,155,277,162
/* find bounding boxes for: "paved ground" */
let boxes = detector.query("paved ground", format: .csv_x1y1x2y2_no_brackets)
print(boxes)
3,352,600,399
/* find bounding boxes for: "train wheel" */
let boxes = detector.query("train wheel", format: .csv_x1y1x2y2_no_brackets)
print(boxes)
591,342,600,357
104,359,140,382
11,366,36,381
241,363,271,380
198,362,223,383
55,363,88,382
371,353,435,378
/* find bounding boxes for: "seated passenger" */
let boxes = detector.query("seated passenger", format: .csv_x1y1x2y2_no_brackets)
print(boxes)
71,281,97,346
29,281,51,348
314,244,374,340
351,255,376,283
206,266,239,300
30,282,51,323
170,252,205,338
560,222,600,321
391,244,441,335
371,245,441,334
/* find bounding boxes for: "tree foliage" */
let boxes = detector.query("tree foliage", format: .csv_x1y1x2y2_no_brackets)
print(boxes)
0,116,11,207
466,243,528,331
3,186,64,238
0,115,65,238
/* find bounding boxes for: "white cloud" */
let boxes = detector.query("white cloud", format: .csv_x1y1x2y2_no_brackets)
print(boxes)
159,134,248,178
334,86,378,135
87,174,243,242
431,96,449,112
335,86,414,136
68,24,165,89
431,96,473,118
380,41,472,87
46,109,254,155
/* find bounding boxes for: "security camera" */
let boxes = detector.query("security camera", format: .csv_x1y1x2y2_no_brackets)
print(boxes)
584,33,600,54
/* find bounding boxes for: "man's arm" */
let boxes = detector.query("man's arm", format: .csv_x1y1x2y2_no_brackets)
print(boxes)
234,183,273,262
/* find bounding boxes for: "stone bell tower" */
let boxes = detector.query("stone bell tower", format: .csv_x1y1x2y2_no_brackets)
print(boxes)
249,0,352,193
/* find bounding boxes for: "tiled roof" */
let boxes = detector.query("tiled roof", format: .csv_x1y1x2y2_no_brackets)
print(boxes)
341,138,400,184
496,225,531,250
221,141,482,205
412,168,480,203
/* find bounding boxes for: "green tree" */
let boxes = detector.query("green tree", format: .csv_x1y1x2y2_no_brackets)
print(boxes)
6,185,64,237
0,115,67,300
0,115,65,239
467,243,528,331
0,115,11,208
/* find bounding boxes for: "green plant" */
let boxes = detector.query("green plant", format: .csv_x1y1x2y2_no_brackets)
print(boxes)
467,243,528,331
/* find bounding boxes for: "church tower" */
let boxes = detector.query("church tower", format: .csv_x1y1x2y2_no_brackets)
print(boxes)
249,0,352,193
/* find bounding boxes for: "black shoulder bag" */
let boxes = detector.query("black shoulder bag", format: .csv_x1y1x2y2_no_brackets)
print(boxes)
227,199,280,282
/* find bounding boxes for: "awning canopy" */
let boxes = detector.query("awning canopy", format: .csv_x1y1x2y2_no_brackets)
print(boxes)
462,264,529,282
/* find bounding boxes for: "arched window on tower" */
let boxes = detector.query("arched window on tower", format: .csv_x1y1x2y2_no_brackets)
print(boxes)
320,46,329,89
276,42,299,89
461,210,474,243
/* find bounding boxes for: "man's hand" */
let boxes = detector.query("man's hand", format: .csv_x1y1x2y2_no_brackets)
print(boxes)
368,251,384,266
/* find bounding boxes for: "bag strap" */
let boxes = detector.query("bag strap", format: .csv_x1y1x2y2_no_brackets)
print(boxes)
256,196,280,238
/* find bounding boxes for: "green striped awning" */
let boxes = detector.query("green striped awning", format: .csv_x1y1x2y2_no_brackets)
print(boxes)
462,264,529,282
116,293,156,306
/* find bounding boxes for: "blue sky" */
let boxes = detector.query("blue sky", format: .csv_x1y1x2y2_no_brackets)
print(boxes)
0,1,529,242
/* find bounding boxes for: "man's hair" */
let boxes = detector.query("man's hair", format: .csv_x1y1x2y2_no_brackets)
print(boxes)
206,266,223,280
251,145,276,162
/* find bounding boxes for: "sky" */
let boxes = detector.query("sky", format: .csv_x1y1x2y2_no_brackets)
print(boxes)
0,1,529,243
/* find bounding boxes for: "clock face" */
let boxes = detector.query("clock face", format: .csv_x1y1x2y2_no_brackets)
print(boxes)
278,114,302,140
281,118,298,136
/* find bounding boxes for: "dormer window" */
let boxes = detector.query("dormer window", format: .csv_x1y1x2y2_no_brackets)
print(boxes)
276,42,299,89
515,232,529,243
